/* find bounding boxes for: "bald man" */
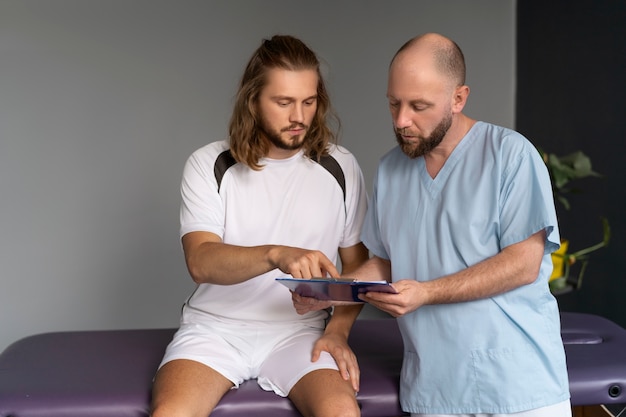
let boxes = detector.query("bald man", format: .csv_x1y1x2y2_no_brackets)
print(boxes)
296,33,571,417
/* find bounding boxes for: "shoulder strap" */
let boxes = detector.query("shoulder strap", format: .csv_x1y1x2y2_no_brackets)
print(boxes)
214,150,237,192
317,154,346,202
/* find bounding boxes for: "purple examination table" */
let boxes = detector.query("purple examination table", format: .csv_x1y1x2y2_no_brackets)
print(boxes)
1,312,625,417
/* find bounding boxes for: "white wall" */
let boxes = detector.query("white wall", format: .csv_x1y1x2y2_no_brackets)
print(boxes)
0,0,516,351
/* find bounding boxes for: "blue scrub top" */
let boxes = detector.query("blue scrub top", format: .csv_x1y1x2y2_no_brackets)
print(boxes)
361,121,570,414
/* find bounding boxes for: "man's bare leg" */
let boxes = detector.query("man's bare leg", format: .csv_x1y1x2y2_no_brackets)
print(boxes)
288,368,360,417
151,359,233,417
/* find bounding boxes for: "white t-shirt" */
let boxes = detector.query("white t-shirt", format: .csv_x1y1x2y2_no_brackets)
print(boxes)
179,140,368,324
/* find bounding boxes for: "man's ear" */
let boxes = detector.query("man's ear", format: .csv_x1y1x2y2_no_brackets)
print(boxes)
452,85,470,113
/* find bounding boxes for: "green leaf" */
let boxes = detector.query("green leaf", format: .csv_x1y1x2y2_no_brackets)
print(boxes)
558,151,600,179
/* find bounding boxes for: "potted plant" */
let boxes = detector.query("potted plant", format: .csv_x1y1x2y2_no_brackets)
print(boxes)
540,150,611,295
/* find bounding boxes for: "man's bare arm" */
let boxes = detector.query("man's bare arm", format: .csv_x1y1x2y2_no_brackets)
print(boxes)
313,242,370,392
182,231,340,285
362,230,547,317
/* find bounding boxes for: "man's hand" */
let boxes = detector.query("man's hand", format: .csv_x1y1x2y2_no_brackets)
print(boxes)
291,292,362,315
311,331,360,392
359,280,423,317
271,247,340,279
292,291,334,314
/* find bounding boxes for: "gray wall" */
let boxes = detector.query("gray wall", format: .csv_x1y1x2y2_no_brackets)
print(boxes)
0,0,516,352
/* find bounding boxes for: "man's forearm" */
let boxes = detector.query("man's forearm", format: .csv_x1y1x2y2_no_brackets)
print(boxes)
419,230,546,305
348,256,393,283
185,241,278,285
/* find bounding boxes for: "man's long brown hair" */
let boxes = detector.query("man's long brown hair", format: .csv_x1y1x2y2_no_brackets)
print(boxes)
228,35,339,170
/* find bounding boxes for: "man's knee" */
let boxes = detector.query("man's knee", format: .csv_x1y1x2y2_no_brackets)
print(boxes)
289,369,360,417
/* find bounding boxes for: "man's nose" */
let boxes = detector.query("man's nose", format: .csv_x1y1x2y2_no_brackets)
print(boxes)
290,104,304,123
393,106,412,130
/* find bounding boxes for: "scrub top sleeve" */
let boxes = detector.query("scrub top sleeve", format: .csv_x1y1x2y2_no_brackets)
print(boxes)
499,143,560,254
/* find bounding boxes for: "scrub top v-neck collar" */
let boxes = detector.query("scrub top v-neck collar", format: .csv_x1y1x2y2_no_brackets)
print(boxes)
416,121,481,199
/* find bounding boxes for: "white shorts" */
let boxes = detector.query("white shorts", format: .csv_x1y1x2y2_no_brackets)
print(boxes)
159,319,338,397
411,399,572,417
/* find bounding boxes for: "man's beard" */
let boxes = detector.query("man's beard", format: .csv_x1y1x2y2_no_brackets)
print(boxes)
260,121,309,151
395,112,452,159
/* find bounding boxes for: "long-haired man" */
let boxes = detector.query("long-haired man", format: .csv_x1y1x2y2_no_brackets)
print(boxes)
151,35,368,417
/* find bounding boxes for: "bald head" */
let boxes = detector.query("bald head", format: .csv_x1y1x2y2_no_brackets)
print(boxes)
391,33,466,89
386,33,472,160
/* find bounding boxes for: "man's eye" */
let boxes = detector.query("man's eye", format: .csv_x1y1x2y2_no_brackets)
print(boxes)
304,99,316,106
278,101,290,107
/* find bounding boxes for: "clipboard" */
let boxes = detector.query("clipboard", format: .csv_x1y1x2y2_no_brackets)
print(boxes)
276,277,397,302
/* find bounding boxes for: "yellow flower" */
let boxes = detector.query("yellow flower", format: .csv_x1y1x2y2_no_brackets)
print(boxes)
550,240,569,281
